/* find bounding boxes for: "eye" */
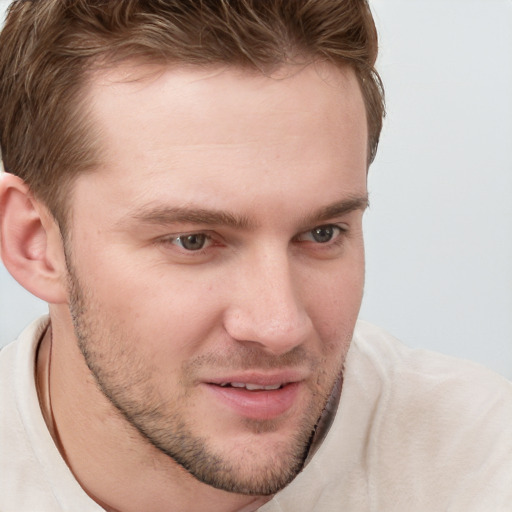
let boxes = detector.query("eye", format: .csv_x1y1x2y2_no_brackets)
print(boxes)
173,233,210,251
296,225,343,244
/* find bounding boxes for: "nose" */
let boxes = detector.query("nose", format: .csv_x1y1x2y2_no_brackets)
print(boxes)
223,250,313,355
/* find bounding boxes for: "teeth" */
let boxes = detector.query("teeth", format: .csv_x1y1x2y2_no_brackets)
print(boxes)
246,383,281,391
219,382,282,390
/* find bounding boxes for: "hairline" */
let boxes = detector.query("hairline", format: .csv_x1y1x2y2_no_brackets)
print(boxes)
55,55,372,234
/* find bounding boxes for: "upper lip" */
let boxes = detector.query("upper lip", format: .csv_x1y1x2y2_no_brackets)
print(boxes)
205,370,308,387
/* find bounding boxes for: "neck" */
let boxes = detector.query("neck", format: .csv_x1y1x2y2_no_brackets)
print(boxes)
36,325,56,439
36,317,270,512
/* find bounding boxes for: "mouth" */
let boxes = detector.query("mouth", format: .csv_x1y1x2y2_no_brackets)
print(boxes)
204,375,303,421
217,382,284,391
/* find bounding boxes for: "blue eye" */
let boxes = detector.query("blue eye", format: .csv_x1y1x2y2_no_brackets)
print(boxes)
297,225,342,244
174,233,209,251
310,226,337,243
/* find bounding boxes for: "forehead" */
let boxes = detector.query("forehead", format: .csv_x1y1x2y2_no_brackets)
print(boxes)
86,59,366,145
73,61,368,221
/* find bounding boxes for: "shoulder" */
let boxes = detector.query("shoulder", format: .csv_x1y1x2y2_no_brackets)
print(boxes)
347,321,512,510
0,317,96,511
349,320,512,422
0,317,58,509
266,323,512,511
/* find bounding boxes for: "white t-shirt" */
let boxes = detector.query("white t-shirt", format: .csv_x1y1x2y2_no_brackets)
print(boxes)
1,317,511,511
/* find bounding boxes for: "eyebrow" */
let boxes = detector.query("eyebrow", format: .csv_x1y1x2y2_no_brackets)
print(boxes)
302,195,369,225
124,195,368,231
125,205,253,230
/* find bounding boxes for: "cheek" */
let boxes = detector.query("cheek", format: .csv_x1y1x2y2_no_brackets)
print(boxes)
300,256,364,350
73,248,224,359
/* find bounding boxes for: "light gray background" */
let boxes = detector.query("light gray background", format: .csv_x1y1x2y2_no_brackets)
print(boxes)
1,0,511,378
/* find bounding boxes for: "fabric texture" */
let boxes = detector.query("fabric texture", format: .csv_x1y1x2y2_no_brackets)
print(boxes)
1,316,511,511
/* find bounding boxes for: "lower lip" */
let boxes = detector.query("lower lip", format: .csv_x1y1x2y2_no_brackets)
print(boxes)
204,382,301,421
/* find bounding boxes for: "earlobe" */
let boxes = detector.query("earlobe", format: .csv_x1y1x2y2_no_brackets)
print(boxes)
0,173,68,304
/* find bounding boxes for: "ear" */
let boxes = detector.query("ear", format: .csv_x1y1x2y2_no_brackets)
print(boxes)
0,173,68,304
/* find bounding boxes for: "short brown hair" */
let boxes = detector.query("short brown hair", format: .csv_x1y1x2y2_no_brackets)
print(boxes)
0,0,384,224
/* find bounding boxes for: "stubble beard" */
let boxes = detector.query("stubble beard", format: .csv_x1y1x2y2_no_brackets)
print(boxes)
66,260,341,496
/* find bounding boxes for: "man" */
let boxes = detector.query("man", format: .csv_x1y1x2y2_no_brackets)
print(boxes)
0,1,510,511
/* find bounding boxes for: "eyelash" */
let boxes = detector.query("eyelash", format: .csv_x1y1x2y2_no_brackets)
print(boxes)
161,231,219,254
158,223,348,256
293,224,347,246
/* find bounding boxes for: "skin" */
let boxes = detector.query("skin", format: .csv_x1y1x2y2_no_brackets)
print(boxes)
0,61,368,512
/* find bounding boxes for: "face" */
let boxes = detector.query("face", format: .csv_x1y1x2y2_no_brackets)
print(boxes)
65,61,368,495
